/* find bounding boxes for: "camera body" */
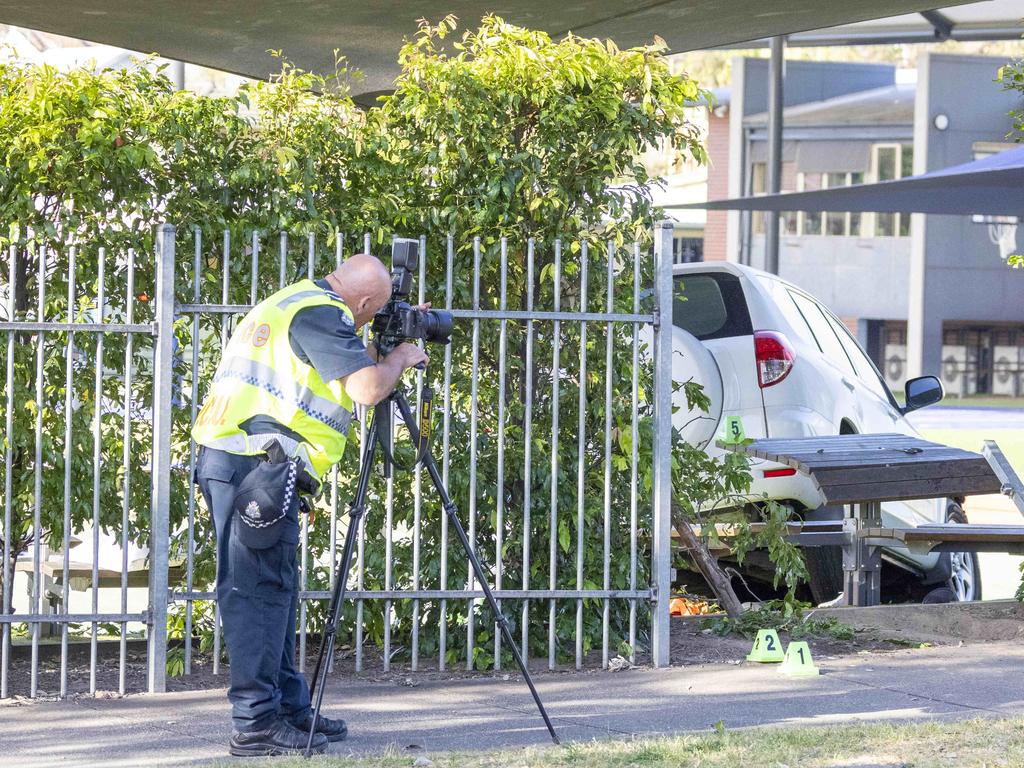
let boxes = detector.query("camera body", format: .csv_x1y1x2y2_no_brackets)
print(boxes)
371,238,453,355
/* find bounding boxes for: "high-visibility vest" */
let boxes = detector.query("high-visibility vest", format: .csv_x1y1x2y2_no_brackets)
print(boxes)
192,279,357,480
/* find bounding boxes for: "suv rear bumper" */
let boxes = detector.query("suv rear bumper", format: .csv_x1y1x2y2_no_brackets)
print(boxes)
706,404,832,511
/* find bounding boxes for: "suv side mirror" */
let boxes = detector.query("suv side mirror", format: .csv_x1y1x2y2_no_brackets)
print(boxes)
902,375,943,414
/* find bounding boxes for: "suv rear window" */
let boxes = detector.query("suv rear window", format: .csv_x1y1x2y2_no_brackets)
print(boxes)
672,272,753,341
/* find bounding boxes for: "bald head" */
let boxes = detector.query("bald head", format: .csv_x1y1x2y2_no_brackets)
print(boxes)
325,253,393,328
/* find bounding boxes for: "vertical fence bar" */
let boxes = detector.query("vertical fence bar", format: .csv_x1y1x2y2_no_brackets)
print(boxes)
601,241,615,670
216,231,230,676
60,245,76,698
1,244,15,699
548,239,561,671
466,236,481,671
250,230,259,306
327,232,342,675
220,231,231,350
494,237,508,671
185,231,201,676
299,232,315,671
31,242,43,699
278,231,288,289
651,221,674,667
574,243,588,671
383,397,394,673
382,233,397,672
90,247,106,694
148,224,176,693
411,234,426,672
307,232,315,280
629,242,640,664
439,234,453,671
354,232,369,673
521,239,534,660
120,250,136,695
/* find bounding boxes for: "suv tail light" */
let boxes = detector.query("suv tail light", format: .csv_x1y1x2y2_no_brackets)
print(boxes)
754,330,795,388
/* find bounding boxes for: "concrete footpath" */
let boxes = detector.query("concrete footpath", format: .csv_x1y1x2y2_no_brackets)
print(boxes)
2,641,1023,767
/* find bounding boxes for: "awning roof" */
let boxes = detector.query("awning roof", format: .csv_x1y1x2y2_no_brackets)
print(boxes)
0,1,981,96
745,84,916,128
686,145,1024,216
776,0,1024,46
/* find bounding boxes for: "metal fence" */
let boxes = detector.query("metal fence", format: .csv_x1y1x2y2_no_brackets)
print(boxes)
0,220,674,698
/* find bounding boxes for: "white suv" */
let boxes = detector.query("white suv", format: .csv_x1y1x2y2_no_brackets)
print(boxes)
671,262,979,604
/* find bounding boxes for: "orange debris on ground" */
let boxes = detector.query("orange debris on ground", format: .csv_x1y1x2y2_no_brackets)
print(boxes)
669,597,715,616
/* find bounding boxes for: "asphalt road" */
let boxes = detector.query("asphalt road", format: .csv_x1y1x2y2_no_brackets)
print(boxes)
2,641,1023,767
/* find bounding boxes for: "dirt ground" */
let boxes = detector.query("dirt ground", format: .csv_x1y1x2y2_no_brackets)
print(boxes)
5,600,1023,701
667,616,914,667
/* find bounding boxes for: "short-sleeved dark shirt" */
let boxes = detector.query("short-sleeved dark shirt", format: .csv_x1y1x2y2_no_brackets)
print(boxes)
289,279,374,382
240,279,374,442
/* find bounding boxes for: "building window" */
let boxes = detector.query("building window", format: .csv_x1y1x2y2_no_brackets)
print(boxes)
752,161,798,236
751,162,767,195
799,173,823,236
789,171,868,237
673,236,704,264
781,211,799,236
870,144,913,237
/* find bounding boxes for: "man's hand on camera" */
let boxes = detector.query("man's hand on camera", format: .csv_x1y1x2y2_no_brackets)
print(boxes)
345,342,428,406
394,342,429,371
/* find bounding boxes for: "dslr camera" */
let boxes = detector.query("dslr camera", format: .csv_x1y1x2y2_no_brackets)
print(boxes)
371,238,453,356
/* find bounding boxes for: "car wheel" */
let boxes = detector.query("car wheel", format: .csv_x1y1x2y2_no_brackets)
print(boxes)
943,502,982,602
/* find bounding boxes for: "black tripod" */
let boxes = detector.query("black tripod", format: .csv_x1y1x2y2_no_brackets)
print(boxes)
304,385,560,756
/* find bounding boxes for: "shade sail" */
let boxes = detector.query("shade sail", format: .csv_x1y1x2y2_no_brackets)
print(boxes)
0,0,976,96
686,146,1024,216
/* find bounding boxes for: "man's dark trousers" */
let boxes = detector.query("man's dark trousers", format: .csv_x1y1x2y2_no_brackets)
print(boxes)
195,446,311,732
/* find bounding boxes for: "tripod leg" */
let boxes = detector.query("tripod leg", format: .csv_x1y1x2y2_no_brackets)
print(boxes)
304,422,379,757
393,391,560,744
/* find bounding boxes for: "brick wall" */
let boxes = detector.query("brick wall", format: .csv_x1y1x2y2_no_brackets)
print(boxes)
704,110,730,261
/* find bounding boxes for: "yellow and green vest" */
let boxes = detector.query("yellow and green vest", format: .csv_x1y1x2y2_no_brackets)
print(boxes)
192,279,356,480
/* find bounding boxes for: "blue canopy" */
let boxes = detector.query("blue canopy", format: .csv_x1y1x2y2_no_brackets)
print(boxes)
689,145,1024,216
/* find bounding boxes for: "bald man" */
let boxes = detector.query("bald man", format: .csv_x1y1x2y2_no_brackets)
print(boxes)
193,254,426,757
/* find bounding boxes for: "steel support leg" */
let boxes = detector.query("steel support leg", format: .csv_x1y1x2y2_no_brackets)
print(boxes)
843,502,882,607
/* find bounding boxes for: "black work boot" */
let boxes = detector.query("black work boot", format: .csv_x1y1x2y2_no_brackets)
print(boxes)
291,713,349,742
229,718,329,756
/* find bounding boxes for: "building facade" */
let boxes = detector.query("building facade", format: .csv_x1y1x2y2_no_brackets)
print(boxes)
670,54,1024,398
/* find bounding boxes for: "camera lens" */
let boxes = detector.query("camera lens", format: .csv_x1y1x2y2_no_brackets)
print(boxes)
422,309,454,344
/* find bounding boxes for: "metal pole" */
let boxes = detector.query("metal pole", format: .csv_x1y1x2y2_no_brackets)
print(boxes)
148,224,176,693
651,221,674,668
764,35,785,275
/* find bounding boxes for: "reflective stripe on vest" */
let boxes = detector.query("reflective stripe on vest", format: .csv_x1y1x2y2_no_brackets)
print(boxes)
213,356,353,435
276,288,344,310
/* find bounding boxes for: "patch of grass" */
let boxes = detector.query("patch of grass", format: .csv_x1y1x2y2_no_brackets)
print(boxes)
247,716,1024,768
919,428,1024,476
939,395,1024,409
699,600,855,642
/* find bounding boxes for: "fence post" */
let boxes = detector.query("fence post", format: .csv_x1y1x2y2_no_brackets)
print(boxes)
148,223,176,693
651,220,674,668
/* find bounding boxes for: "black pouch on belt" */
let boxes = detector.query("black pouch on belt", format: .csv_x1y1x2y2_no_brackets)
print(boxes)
232,444,303,550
